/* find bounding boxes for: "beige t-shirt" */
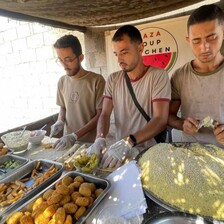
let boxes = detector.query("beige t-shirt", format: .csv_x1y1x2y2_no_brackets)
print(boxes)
104,66,171,150
171,61,224,148
56,72,105,143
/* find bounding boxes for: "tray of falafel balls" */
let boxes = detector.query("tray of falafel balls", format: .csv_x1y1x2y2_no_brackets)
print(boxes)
3,171,111,224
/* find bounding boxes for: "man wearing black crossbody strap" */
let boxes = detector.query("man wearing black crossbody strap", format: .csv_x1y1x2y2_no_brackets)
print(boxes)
87,25,171,169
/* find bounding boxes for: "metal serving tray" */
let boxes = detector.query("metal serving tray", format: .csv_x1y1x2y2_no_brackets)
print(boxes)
143,211,213,224
136,142,223,223
143,173,221,223
0,159,64,220
2,171,111,224
0,154,29,182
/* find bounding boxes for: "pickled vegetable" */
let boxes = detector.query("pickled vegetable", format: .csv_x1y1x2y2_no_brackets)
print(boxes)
74,153,99,174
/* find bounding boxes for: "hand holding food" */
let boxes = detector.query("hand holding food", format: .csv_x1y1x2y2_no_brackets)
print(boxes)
101,139,131,169
86,137,106,157
183,117,199,134
53,133,77,151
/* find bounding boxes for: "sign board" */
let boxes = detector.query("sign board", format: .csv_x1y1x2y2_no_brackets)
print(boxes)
105,15,195,78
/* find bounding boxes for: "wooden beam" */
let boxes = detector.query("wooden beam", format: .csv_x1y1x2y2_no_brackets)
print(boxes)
0,9,87,33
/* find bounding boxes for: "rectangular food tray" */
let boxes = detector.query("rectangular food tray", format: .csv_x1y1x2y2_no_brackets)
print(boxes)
2,171,111,224
0,154,29,182
0,159,64,220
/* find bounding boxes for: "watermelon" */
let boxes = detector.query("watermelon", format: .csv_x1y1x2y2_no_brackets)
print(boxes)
142,52,177,71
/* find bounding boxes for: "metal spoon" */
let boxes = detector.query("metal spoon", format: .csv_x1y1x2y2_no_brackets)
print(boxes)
34,124,47,136
19,126,27,137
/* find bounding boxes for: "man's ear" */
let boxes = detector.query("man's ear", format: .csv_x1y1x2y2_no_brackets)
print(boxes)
186,36,190,44
79,54,84,62
139,42,144,54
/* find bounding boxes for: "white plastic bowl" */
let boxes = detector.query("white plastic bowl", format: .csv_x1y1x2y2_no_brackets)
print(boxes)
1,130,31,154
29,130,47,145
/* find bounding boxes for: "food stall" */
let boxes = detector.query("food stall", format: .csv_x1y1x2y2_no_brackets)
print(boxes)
0,130,223,224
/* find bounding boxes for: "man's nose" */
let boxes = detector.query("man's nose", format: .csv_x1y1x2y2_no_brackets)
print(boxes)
117,54,124,63
201,39,210,51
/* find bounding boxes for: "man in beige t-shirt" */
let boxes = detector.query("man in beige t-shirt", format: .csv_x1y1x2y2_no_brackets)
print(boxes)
168,4,224,147
87,25,171,169
50,35,105,150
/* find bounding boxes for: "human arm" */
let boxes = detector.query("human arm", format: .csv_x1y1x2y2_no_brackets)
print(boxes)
50,107,66,137
96,98,113,138
131,100,169,144
168,100,199,135
214,121,224,145
87,98,113,156
54,108,102,150
101,100,169,169
168,100,183,130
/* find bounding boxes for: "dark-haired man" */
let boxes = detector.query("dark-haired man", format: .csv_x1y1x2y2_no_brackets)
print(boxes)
88,25,171,168
168,4,224,147
50,35,105,150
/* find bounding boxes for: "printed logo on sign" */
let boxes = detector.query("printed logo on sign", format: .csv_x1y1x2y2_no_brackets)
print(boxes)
141,27,178,72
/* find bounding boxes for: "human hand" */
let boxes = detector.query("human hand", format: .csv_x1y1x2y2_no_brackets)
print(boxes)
213,121,224,145
101,139,132,169
50,120,64,137
53,133,77,151
86,138,106,157
183,117,199,135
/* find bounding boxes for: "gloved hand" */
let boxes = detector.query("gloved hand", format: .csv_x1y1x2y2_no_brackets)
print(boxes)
86,138,106,157
50,120,64,137
101,139,132,169
53,133,77,151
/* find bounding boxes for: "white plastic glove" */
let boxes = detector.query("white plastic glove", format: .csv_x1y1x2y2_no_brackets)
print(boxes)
86,138,106,157
101,139,132,169
50,120,64,137
53,133,77,151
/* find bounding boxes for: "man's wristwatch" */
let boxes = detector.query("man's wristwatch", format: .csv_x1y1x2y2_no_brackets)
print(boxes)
129,134,137,147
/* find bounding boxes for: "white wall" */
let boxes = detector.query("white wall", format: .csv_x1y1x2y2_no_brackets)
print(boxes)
0,17,85,132
0,16,108,133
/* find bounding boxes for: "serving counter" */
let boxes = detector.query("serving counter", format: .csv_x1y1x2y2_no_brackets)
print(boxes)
1,137,220,224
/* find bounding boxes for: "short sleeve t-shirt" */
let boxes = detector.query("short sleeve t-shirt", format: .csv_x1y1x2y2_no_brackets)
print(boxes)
171,61,224,147
56,72,105,143
104,66,171,150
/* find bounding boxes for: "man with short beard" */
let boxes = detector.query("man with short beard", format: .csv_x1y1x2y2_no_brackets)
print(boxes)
87,25,171,169
50,35,105,150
